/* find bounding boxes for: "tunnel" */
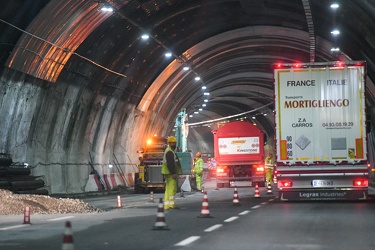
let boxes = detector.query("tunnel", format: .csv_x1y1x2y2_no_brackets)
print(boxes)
1,0,375,194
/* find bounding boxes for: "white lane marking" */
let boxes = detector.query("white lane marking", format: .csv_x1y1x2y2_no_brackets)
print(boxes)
251,205,261,209
175,236,201,246
204,224,223,232
48,216,75,221
269,198,275,202
0,225,29,230
239,210,250,215
261,202,267,205
224,216,238,222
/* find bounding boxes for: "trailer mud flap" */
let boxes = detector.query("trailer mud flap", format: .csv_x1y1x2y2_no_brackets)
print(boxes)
279,189,368,201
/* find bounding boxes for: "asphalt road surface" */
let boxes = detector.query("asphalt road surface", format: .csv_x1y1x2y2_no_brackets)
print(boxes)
1,180,375,250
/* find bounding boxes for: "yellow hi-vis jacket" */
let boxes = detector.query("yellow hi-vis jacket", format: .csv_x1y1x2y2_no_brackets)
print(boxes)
194,157,204,175
161,146,182,175
265,156,274,169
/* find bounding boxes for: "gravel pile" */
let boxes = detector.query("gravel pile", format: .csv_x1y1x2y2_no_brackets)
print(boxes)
0,189,101,215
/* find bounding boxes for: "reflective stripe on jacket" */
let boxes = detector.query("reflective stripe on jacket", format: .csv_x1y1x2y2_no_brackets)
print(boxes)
162,146,182,175
265,156,274,169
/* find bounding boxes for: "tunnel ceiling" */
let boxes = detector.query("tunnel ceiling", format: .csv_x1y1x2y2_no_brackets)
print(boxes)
2,0,375,140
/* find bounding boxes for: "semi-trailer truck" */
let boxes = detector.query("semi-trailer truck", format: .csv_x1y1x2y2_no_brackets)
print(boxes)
212,121,266,188
274,61,369,200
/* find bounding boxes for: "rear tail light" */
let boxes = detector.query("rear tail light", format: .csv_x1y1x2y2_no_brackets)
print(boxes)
256,166,264,172
216,166,228,173
280,181,293,187
216,166,228,177
217,167,225,173
353,179,368,187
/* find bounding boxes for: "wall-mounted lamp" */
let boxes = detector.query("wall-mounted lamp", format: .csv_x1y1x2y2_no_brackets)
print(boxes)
331,29,340,35
101,6,114,12
141,34,150,40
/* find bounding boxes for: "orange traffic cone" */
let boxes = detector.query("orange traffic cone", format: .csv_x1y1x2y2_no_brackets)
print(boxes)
23,206,31,224
149,191,155,203
266,182,273,195
62,221,74,250
198,191,213,218
232,187,241,206
254,183,261,198
117,195,122,208
152,198,169,230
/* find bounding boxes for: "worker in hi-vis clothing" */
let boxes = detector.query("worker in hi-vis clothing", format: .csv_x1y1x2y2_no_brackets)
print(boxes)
265,152,274,184
194,152,204,191
161,136,182,210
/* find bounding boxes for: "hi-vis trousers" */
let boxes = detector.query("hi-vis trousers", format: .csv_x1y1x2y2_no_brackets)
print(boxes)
164,175,177,209
265,167,273,183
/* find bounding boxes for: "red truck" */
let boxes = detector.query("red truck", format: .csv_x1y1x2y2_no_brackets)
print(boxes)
212,121,266,188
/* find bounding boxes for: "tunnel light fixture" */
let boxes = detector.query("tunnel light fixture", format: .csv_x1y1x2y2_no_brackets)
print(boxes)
108,164,114,169
201,86,207,90
195,76,201,81
202,104,206,107
331,29,340,35
141,34,150,40
183,66,189,71
330,3,339,9
101,6,114,12
204,99,208,102
165,52,173,58
199,108,203,111
194,111,199,114
189,114,193,118
252,116,256,119
331,47,340,52
204,92,210,96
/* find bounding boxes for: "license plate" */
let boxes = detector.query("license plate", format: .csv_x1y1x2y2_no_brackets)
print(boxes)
312,180,334,187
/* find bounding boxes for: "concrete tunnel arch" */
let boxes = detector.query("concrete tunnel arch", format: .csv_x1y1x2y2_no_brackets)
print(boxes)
1,22,371,194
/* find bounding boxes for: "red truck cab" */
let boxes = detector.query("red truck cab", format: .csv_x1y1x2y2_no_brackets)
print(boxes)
212,121,265,188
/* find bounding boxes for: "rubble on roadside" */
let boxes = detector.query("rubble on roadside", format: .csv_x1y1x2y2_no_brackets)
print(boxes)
0,189,101,215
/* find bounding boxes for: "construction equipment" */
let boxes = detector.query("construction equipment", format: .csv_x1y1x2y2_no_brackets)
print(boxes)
134,136,167,193
134,136,193,193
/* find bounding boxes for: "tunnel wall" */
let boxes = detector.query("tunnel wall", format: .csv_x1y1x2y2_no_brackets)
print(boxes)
0,68,144,194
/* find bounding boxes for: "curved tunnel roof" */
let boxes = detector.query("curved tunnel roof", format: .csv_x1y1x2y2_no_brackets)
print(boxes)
3,1,375,133
1,0,375,193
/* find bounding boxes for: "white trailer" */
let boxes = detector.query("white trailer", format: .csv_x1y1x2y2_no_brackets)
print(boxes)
274,61,369,200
